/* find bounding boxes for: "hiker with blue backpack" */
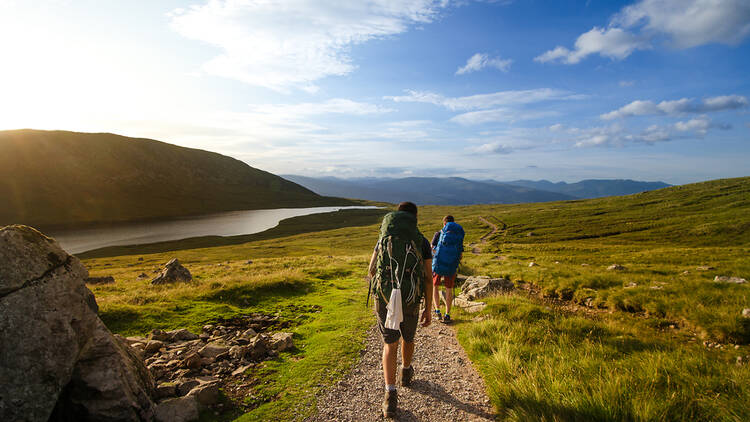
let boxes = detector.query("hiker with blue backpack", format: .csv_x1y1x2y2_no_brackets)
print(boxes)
367,201,433,419
431,215,464,324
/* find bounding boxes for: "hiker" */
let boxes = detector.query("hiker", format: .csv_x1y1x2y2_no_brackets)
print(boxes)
367,201,433,419
431,215,464,323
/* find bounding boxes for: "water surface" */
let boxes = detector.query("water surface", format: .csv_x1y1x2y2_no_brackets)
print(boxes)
50,206,375,254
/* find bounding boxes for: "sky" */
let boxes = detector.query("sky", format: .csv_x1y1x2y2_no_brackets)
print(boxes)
1,0,749,184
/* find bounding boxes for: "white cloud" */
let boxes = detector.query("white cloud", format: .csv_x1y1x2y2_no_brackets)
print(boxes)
249,98,394,117
535,27,649,64
456,53,512,74
674,116,731,134
537,0,750,64
601,95,748,119
549,123,564,131
385,88,578,110
450,108,558,125
614,0,750,48
471,142,514,154
169,0,449,91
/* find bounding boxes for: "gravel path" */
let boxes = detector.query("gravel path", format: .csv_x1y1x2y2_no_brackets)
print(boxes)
308,316,496,421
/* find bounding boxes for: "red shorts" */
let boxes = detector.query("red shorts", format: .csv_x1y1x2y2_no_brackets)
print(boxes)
433,272,456,288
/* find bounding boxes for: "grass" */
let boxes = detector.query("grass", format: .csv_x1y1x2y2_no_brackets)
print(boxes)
456,295,750,421
81,176,750,420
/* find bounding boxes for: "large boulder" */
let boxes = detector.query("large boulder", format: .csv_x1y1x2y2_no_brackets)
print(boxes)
0,225,155,421
151,259,192,285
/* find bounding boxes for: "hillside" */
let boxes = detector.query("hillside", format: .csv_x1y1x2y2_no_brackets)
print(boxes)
502,178,671,198
282,175,575,205
0,130,351,228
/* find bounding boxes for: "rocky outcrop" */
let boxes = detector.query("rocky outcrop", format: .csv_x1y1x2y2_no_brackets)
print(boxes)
151,259,192,285
0,225,155,422
607,264,626,271
86,276,115,285
452,276,514,313
714,276,747,284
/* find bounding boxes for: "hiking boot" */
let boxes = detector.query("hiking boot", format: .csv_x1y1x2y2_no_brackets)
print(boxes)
382,389,398,418
434,309,443,321
443,314,451,324
401,365,414,387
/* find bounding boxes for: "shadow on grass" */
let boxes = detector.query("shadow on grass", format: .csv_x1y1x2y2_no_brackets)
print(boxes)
199,279,315,307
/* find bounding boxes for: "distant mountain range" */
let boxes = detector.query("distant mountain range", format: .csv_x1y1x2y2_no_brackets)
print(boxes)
281,175,671,205
0,130,351,228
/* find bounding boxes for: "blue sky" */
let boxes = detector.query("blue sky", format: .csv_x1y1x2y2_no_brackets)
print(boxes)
1,0,749,184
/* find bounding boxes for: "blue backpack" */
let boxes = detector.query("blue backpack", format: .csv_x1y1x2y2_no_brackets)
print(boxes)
432,222,464,276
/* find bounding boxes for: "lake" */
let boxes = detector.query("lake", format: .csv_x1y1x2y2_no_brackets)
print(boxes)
49,206,376,254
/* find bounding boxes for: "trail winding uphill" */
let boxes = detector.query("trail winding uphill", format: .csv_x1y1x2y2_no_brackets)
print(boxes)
308,321,495,421
469,216,502,255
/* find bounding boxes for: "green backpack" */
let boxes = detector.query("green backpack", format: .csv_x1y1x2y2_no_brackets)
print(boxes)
369,211,425,307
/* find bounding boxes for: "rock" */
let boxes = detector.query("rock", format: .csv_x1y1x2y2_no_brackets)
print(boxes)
742,308,750,318
458,276,514,301
714,276,747,284
154,383,178,400
453,297,486,313
607,264,626,271
245,260,253,265
182,352,202,369
0,225,155,422
229,345,246,360
625,282,637,288
136,273,149,280
199,342,230,358
176,379,201,396
246,334,268,360
187,382,220,406
242,328,258,338
232,364,253,377
168,328,199,342
85,276,115,285
124,336,148,345
150,329,171,342
268,332,294,352
145,340,166,354
528,262,538,267
697,266,715,271
151,259,192,285
154,396,199,422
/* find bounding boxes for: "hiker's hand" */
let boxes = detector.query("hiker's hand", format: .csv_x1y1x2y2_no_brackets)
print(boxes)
420,308,432,327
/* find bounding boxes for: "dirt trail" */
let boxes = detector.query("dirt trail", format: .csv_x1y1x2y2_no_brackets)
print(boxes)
308,320,495,421
469,216,501,255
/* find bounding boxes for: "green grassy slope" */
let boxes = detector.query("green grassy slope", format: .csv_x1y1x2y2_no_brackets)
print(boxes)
0,129,353,229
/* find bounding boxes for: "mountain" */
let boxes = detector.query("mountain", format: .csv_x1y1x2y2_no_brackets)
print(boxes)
0,130,351,228
501,179,671,198
281,175,575,205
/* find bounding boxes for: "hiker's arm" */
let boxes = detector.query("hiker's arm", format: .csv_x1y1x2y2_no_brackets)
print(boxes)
421,258,433,327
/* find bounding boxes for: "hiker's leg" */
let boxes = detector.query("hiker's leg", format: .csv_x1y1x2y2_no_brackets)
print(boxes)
401,340,415,368
445,286,453,315
432,281,441,310
383,341,399,386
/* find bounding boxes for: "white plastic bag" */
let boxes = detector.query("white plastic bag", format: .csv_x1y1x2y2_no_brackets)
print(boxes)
384,288,403,330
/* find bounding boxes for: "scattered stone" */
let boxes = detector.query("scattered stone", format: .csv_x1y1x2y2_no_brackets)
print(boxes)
168,328,199,342
145,340,166,354
526,232,534,237
607,264,626,271
176,379,201,396
625,282,638,288
697,266,715,271
269,332,294,352
528,262,538,267
737,356,744,366
154,383,178,400
182,352,202,370
138,257,144,261
187,382,220,406
151,258,193,285
85,276,115,284
242,328,258,338
742,308,750,318
232,364,253,377
199,342,230,359
245,260,253,265
453,297,487,313
150,329,171,342
581,263,589,267
714,276,747,284
650,285,664,290
137,272,149,280
154,396,199,422
682,270,690,275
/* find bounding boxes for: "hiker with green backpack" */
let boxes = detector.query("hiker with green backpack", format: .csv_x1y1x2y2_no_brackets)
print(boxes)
367,201,433,419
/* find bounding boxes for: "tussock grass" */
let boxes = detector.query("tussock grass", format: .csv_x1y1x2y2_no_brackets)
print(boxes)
457,295,750,421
